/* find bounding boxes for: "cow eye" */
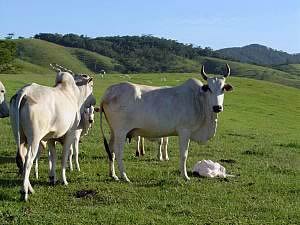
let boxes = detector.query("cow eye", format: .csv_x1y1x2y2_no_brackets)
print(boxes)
0,90,4,93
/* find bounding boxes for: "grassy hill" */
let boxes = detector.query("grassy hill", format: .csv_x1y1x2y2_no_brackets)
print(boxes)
199,56,300,89
13,39,120,74
217,44,300,65
0,73,299,224
1,38,299,89
273,64,300,77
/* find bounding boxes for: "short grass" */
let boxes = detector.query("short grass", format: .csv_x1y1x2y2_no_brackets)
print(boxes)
0,73,299,225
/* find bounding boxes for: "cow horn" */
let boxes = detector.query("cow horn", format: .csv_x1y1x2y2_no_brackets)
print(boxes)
54,64,75,75
201,65,208,81
224,64,230,78
50,63,61,73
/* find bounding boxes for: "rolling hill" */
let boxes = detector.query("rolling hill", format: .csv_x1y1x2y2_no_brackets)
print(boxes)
14,39,120,74
217,44,300,65
2,38,299,89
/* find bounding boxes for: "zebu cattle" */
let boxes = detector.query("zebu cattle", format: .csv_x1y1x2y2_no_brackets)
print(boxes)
34,105,95,179
136,136,169,161
0,81,9,118
10,66,95,201
99,64,233,182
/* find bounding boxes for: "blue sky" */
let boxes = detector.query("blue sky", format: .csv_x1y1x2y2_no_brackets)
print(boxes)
1,0,299,53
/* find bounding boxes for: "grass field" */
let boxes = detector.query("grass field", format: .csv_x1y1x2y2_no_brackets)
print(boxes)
0,73,299,225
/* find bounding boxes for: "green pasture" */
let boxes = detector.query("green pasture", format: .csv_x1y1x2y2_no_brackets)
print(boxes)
0,73,299,224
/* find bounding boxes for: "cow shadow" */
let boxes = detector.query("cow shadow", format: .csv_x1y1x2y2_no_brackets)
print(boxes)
0,156,15,165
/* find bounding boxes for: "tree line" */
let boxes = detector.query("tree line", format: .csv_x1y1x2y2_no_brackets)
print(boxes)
0,41,17,73
34,33,223,73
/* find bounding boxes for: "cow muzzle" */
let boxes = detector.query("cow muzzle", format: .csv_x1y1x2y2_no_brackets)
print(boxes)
213,105,223,113
89,119,94,124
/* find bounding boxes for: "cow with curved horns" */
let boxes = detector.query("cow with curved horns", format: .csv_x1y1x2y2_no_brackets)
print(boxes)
10,65,95,201
100,64,233,182
0,81,9,118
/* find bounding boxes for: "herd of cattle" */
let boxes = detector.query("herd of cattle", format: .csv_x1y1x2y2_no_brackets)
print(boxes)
0,64,233,201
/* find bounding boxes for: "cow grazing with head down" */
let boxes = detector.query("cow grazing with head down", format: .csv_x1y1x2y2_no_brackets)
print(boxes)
10,65,95,201
0,81,9,118
99,64,233,182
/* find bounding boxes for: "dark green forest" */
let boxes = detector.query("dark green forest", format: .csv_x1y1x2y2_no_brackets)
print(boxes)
0,41,16,73
34,33,220,73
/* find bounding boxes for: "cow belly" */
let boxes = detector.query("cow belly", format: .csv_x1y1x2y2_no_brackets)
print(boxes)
128,128,175,138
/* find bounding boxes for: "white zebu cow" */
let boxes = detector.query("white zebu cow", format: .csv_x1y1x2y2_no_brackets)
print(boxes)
34,105,95,179
10,69,95,201
136,136,169,161
0,81,9,118
100,64,233,182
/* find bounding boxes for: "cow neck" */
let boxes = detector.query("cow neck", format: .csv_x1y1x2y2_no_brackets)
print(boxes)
77,85,87,106
203,94,218,139
191,91,218,142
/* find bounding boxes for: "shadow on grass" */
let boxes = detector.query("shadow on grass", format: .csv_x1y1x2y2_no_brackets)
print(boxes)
0,156,15,165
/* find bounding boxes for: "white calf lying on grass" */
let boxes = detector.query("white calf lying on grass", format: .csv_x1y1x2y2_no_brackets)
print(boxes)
192,160,233,178
34,106,95,179
136,136,169,161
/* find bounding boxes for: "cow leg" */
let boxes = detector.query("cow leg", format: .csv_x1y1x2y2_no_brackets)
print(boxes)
114,132,130,182
34,148,40,179
74,132,81,171
109,133,118,180
162,137,169,161
140,137,145,156
157,138,163,161
69,144,74,171
16,143,27,175
48,140,56,185
178,131,190,180
21,140,39,201
62,134,74,185
136,136,141,157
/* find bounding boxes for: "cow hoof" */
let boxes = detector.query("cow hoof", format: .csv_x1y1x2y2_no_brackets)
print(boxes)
121,174,131,183
20,190,28,201
111,175,119,181
184,176,190,181
63,180,68,186
181,173,190,181
28,187,35,194
164,157,169,161
135,151,140,157
49,176,56,186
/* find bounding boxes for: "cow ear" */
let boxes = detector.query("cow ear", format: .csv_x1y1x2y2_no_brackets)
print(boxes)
202,84,210,92
223,83,233,92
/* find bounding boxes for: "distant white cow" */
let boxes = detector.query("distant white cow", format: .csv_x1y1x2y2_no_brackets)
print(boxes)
34,105,95,179
99,64,233,182
10,65,95,201
0,81,9,118
136,136,169,161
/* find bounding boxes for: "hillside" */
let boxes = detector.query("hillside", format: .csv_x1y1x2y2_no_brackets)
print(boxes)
1,38,299,88
217,44,300,65
273,64,300,77
14,39,120,74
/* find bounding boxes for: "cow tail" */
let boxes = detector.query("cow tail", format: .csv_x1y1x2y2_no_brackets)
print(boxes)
14,91,27,173
100,104,113,161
